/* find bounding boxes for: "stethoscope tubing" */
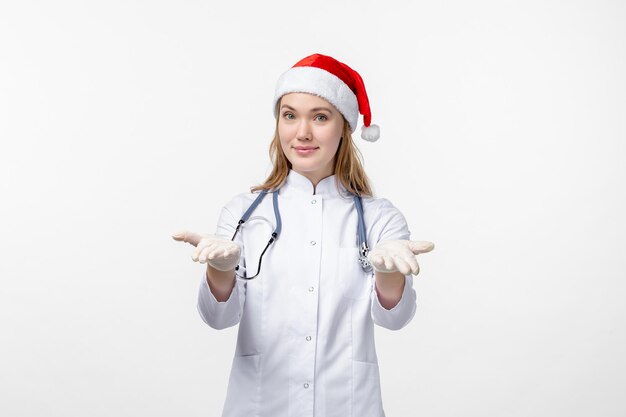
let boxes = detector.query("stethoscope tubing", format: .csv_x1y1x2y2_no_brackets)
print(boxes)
231,188,372,279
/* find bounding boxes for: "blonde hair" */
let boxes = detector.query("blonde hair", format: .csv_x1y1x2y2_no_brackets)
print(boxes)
251,101,373,197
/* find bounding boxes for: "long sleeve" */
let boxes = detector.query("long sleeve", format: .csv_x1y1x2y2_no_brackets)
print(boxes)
368,199,418,330
197,273,246,330
370,274,417,330
196,205,247,330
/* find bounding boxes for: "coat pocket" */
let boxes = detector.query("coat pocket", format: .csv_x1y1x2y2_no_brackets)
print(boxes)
338,247,373,300
352,360,385,416
222,354,261,416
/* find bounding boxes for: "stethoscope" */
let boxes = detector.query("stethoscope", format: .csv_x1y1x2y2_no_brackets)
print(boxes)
230,189,373,279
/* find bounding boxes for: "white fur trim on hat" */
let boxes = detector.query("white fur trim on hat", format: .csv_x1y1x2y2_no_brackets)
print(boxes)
273,66,359,132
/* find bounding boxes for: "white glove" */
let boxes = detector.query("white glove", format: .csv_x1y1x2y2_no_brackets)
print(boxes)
172,231,241,271
367,239,434,275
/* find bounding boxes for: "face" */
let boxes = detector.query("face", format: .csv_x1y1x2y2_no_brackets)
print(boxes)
277,93,344,185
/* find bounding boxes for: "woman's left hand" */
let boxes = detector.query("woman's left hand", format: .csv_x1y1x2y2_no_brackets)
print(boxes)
367,239,435,275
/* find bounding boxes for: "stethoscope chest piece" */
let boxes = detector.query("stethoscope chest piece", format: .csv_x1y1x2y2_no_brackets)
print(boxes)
358,242,373,273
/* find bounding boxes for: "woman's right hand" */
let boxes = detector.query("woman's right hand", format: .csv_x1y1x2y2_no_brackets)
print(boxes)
172,231,241,272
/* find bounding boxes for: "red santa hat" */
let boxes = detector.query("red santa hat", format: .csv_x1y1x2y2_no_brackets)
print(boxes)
273,53,381,142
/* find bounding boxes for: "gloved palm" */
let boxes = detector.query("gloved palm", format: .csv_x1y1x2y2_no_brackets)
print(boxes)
172,231,241,271
367,239,434,275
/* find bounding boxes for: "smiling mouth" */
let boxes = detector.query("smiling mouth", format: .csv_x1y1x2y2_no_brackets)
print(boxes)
293,147,318,155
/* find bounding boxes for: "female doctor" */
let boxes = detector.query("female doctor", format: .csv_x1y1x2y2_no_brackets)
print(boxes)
173,53,434,417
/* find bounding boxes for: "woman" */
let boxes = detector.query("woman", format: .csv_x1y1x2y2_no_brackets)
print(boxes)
173,53,434,417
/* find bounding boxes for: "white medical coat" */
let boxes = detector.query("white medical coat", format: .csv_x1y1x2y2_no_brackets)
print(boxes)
197,170,417,417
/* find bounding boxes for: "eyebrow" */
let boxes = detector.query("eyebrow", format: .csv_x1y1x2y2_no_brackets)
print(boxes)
280,104,334,113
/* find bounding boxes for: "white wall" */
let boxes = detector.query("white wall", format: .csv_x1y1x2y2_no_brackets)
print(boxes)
1,1,624,416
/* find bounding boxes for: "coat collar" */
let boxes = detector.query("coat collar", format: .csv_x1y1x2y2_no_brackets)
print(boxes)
280,169,351,198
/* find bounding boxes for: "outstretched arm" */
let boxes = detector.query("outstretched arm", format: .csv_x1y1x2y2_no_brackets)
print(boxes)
172,231,240,301
369,240,434,307
172,229,245,329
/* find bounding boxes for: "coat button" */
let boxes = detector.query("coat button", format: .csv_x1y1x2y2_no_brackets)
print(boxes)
310,241,316,246
306,336,312,341
311,199,317,204
308,286,314,292
304,382,310,389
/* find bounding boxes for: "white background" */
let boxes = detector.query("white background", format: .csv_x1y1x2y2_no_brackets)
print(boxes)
1,1,625,416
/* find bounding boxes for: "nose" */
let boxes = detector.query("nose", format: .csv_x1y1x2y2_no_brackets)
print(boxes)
295,120,312,141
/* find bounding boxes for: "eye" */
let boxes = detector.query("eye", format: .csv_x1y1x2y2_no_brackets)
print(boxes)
315,114,328,122
283,112,295,120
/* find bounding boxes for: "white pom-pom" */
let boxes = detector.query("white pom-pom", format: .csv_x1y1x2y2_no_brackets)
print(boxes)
360,124,380,142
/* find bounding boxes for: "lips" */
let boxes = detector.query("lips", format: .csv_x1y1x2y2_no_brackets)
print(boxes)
293,146,319,156
294,148,317,155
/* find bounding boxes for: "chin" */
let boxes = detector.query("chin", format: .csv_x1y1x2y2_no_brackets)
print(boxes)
291,164,317,173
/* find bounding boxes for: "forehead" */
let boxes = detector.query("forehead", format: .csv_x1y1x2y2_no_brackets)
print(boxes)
280,92,338,112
